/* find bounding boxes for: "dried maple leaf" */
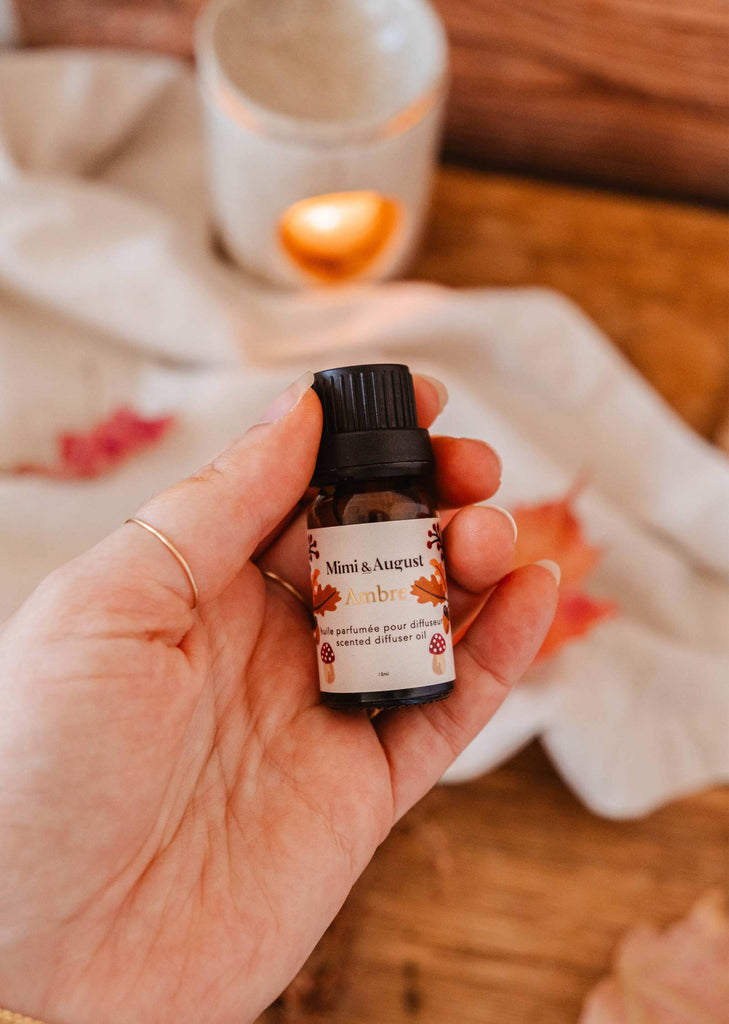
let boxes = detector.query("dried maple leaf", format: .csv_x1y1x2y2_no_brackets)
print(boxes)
579,891,729,1024
539,590,617,658
513,489,616,659
311,570,341,617
10,407,174,480
513,487,599,586
410,558,447,606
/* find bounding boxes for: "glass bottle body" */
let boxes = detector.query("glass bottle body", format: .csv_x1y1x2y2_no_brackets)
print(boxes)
308,474,455,710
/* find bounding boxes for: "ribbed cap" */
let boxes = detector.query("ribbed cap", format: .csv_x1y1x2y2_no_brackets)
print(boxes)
311,364,434,485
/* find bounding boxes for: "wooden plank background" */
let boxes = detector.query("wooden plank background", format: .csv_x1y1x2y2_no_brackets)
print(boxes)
414,168,729,440
430,0,729,203
15,0,729,202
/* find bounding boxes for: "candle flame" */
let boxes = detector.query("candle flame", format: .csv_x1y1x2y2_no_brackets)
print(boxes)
279,191,399,281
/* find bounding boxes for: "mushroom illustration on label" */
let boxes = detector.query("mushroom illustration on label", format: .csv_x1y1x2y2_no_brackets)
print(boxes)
429,633,447,674
320,642,336,684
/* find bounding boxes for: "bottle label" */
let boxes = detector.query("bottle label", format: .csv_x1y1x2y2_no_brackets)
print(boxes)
308,518,455,694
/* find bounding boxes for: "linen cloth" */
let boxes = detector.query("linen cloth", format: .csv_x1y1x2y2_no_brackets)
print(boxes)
1,49,727,817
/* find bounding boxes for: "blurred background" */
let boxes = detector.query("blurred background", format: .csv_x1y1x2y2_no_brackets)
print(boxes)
1,1,728,1021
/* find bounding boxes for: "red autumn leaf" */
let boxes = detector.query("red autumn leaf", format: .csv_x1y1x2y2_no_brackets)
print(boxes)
513,488,600,587
410,558,447,606
579,890,729,1024
311,570,341,617
513,488,617,659
10,407,174,480
539,590,617,659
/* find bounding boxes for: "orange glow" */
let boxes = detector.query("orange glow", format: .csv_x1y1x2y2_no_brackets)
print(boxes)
279,191,399,281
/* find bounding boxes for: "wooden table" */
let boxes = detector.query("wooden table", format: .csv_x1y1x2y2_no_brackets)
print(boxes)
261,167,729,1024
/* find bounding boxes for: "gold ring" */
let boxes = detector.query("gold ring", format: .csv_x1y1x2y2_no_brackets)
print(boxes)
0,1010,50,1024
261,569,315,627
124,518,199,609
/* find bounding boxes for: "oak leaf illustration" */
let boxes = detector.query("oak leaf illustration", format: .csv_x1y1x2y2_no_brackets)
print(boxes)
410,559,447,607
311,569,341,617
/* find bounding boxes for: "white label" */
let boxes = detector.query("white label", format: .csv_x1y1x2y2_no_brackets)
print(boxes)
309,518,455,694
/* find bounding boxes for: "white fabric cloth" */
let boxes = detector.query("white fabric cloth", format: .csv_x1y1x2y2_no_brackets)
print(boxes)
1,49,727,818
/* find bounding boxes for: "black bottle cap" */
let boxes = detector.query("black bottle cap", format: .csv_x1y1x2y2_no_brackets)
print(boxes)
311,363,434,485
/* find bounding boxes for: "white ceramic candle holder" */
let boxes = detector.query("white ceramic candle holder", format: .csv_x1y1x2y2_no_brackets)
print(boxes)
195,0,448,287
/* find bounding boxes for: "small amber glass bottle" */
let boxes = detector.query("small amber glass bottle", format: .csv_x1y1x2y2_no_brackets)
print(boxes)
308,363,455,710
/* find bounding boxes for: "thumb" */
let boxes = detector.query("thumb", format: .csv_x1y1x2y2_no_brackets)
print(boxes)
91,372,321,608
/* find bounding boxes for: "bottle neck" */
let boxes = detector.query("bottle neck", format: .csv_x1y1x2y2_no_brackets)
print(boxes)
311,427,434,487
311,475,436,527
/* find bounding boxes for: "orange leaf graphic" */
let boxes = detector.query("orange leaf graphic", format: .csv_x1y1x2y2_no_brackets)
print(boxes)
311,570,341,617
410,559,447,607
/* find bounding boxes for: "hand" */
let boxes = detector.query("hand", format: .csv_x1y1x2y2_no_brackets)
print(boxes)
0,373,558,1024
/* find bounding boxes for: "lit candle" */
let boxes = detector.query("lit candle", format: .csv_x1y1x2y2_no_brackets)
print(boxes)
196,0,448,288
279,191,399,282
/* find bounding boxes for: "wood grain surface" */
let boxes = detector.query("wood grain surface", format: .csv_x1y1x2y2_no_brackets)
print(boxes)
256,166,729,1024
430,0,729,203
263,747,729,1024
16,0,729,201
415,167,729,441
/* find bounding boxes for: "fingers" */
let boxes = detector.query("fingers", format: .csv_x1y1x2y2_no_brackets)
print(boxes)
431,436,502,509
415,375,503,508
65,368,502,629
250,375,500,561
413,374,448,428
259,503,518,639
373,562,560,821
82,373,323,612
256,431,502,586
241,374,454,563
444,505,517,635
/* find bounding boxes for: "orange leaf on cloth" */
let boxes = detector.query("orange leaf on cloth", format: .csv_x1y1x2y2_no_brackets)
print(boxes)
539,590,617,659
10,407,174,480
513,490,617,658
579,891,729,1024
514,489,599,586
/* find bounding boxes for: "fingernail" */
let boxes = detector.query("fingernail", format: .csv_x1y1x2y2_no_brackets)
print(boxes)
487,505,518,543
259,371,314,423
420,374,449,413
535,559,561,585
